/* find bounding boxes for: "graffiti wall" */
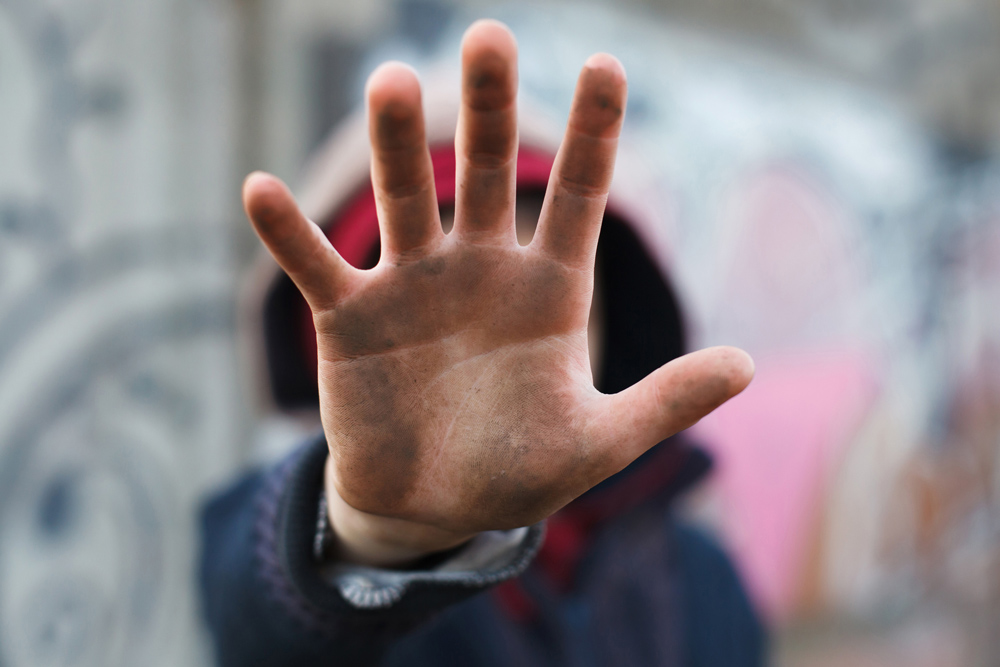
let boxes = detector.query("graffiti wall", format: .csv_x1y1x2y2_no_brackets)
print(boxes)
0,0,244,664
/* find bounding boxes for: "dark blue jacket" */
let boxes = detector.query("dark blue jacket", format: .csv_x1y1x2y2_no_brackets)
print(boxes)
200,432,765,666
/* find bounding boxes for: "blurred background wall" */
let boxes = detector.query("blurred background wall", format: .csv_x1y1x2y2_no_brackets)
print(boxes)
0,0,998,665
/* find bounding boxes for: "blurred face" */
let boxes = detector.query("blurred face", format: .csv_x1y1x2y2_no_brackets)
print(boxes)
440,198,605,384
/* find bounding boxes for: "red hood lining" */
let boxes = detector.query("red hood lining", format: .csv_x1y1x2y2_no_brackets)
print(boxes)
325,144,556,267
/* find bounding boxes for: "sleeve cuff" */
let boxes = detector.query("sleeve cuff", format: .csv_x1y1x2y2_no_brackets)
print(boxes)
314,489,545,609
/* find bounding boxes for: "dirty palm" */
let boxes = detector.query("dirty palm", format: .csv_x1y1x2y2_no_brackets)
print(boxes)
242,19,753,565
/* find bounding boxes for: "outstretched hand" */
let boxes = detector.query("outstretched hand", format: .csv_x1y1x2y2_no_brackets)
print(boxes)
243,20,753,566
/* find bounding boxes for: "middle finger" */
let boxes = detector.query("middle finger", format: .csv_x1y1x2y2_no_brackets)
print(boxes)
453,20,519,243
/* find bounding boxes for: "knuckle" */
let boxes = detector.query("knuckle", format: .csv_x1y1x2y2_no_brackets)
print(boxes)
556,174,607,200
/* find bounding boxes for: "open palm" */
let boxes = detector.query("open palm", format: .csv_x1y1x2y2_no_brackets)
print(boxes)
243,20,753,564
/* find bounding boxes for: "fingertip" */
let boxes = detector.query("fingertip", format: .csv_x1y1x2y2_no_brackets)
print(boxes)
366,62,427,153
462,18,518,57
243,170,281,197
242,171,296,229
366,61,422,108
584,52,626,84
570,53,627,138
243,170,271,198
460,19,518,112
713,345,755,395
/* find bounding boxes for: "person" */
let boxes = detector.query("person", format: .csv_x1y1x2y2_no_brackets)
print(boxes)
200,19,764,666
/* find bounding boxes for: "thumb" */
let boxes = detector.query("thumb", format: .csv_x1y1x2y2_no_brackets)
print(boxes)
589,346,754,473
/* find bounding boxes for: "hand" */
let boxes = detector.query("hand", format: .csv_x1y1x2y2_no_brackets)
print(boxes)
242,20,753,566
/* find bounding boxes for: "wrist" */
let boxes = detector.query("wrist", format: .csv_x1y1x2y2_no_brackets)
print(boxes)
323,455,475,568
